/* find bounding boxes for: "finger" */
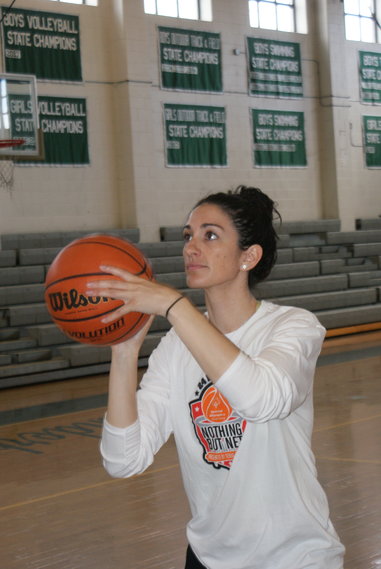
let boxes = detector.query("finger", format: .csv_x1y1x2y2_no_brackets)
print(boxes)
86,280,130,296
101,304,131,324
99,264,136,280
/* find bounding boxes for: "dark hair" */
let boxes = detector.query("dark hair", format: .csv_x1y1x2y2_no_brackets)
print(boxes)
194,185,281,288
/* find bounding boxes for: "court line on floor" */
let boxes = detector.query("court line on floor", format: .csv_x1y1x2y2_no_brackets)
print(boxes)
0,405,106,428
0,462,179,513
314,412,381,433
316,455,381,465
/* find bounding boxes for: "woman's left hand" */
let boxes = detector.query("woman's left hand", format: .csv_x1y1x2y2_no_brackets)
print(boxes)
86,265,181,324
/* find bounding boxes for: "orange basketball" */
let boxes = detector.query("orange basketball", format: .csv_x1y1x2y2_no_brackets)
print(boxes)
44,234,153,345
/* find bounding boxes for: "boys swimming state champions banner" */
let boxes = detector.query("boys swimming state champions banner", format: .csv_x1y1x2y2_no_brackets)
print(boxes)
363,115,381,167
247,37,302,98
252,109,306,167
164,103,227,167
159,26,222,92
0,7,82,81
359,51,381,104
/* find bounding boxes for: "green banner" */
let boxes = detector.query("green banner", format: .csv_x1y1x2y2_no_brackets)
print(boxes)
38,96,89,164
8,94,38,153
1,7,82,81
363,115,381,167
252,109,306,167
159,27,222,92
164,104,226,167
247,38,302,98
359,51,381,103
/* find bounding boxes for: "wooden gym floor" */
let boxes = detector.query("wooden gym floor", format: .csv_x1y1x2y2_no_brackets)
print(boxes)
1,331,381,569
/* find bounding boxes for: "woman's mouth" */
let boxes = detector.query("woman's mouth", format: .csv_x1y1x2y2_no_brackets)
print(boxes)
186,263,207,271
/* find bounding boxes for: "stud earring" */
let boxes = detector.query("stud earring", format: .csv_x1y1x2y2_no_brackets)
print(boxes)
241,264,247,270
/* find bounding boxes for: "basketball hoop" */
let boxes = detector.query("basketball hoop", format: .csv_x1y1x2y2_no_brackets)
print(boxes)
0,139,25,193
0,139,25,148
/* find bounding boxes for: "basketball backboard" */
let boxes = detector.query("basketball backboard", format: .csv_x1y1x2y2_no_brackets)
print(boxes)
0,72,43,160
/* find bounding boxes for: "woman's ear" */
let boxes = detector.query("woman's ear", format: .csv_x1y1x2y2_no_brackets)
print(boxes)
240,245,263,271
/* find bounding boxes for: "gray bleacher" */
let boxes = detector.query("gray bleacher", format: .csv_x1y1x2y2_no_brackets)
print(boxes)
1,219,381,388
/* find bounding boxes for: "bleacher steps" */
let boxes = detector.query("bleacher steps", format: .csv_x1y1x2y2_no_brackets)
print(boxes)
27,324,73,346
257,274,348,299
356,218,381,230
316,304,381,329
353,243,381,257
0,362,111,389
139,241,184,258
11,348,52,364
272,288,377,312
57,333,162,367
0,354,12,365
327,229,381,244
19,247,61,266
270,261,319,280
0,357,69,379
7,303,50,327
0,337,37,352
0,266,45,286
0,250,16,267
320,258,378,274
348,271,381,288
0,228,140,250
0,327,20,341
276,249,293,264
293,246,351,262
0,283,44,306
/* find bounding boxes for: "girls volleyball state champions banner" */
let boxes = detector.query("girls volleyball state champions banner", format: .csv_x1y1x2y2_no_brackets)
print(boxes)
164,103,227,167
159,26,222,92
6,94,88,164
38,96,89,164
359,51,381,104
7,93,39,154
247,37,303,98
0,7,82,81
251,109,306,167
363,115,381,167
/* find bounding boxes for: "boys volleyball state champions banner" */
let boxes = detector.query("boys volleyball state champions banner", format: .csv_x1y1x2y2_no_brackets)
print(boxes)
247,37,303,98
0,7,82,81
363,115,381,168
159,26,222,92
359,51,381,104
251,109,307,167
164,103,227,167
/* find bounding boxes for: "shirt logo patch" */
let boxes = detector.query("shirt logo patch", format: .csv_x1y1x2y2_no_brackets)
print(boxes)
189,378,246,470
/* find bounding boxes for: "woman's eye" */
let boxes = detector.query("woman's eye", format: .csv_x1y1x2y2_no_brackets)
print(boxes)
205,231,218,240
183,233,192,242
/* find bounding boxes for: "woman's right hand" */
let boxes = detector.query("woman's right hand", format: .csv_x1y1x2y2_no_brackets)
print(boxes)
111,314,154,357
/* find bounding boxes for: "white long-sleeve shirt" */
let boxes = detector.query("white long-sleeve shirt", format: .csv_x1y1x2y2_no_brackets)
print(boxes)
100,301,345,569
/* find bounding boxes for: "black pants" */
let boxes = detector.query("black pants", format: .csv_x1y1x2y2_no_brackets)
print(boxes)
185,546,207,569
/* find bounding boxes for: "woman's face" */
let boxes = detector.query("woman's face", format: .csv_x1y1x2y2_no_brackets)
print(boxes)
183,203,246,291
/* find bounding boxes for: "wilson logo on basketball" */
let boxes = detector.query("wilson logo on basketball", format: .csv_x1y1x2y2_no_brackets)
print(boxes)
189,378,246,470
47,289,110,312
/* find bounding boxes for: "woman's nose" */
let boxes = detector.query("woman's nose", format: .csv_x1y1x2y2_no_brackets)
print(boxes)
183,237,201,256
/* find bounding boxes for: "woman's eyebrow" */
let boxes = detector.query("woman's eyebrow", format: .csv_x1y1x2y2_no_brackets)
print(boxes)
183,223,224,231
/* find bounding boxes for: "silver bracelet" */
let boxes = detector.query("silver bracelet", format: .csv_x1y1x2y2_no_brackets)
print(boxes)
165,295,185,319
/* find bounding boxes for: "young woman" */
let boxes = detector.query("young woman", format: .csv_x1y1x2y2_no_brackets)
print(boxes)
88,186,345,569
